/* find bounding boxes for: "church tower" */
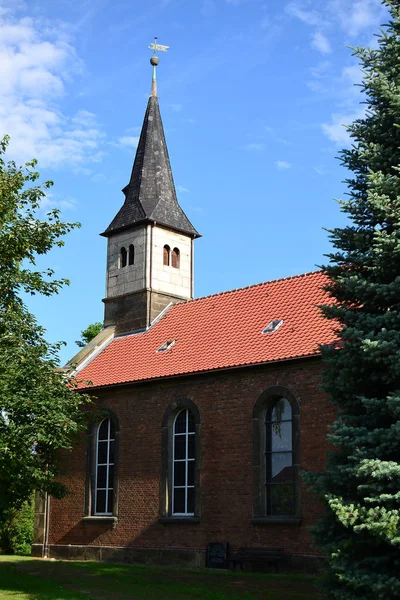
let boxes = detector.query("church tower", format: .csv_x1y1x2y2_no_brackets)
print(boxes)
101,46,200,334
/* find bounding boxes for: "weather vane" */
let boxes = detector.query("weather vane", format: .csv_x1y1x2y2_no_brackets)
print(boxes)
148,37,169,63
148,37,169,96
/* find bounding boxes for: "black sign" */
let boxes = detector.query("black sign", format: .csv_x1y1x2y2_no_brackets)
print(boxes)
206,542,230,569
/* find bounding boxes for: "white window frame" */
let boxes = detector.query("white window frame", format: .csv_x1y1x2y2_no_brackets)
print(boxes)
95,417,115,516
172,409,195,516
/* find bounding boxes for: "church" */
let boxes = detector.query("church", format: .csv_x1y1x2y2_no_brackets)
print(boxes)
33,50,337,571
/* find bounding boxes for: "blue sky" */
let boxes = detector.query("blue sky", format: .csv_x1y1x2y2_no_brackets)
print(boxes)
0,0,388,363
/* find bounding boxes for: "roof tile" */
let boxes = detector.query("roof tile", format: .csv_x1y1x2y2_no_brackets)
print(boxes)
77,270,336,389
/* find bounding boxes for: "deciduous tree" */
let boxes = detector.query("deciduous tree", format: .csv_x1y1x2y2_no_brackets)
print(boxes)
0,136,90,517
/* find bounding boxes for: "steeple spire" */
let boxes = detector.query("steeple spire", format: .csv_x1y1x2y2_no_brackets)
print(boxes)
101,39,199,239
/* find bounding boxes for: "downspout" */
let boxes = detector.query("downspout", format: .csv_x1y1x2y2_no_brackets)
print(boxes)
43,492,50,558
148,223,154,327
190,238,194,299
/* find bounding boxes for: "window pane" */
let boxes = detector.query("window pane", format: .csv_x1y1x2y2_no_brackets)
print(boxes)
174,410,187,434
97,441,108,464
187,487,195,514
173,488,185,514
97,465,107,488
109,420,115,439
98,419,109,440
271,453,293,482
269,484,294,516
187,435,195,459
271,398,292,423
174,435,186,460
174,461,186,486
96,490,106,513
188,411,195,433
107,490,114,514
271,421,292,452
109,441,115,464
187,460,195,486
108,465,114,488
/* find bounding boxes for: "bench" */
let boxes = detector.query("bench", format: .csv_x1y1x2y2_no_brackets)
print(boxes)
230,547,285,572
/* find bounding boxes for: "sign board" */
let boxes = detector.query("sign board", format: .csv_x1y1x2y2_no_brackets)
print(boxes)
206,542,230,569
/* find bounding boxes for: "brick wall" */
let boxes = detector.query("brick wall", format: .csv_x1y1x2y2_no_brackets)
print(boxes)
47,358,335,559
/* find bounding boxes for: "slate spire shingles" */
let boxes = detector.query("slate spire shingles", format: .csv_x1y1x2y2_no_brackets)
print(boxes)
102,74,200,238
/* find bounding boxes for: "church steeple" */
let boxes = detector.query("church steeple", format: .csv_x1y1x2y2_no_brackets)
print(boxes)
102,45,199,239
102,43,200,334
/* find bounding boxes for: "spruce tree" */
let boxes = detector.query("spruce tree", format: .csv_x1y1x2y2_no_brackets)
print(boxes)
307,2,400,598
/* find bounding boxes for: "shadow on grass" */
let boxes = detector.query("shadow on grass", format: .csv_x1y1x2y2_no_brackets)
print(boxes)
0,556,323,600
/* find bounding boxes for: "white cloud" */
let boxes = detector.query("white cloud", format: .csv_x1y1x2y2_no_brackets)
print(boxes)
116,136,140,149
177,185,190,193
242,143,264,151
286,0,385,38
0,11,104,168
274,160,291,170
312,31,331,54
40,193,78,212
342,64,362,86
285,2,321,26
335,0,383,37
321,108,364,145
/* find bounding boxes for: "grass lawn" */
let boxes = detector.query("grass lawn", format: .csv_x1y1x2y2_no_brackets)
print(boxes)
0,555,324,600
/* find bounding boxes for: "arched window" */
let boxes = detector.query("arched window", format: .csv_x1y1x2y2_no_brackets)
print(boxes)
160,399,200,522
163,245,170,266
172,409,195,515
120,247,127,268
252,387,299,522
171,247,180,269
95,417,115,515
85,411,120,519
128,244,135,266
265,398,293,516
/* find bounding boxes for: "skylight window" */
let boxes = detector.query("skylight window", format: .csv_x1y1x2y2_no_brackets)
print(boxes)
262,319,284,334
157,340,176,352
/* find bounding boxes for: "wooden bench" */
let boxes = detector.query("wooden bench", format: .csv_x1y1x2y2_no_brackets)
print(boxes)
230,547,285,572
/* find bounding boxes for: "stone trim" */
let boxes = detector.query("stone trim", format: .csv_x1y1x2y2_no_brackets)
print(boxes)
160,398,201,520
85,410,120,519
252,386,300,520
158,517,200,525
82,516,118,524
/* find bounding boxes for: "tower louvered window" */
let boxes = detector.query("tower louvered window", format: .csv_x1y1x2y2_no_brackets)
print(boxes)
128,244,135,266
120,247,127,268
171,247,180,269
163,245,170,266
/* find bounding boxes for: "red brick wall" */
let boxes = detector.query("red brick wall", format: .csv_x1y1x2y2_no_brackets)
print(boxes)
48,358,335,557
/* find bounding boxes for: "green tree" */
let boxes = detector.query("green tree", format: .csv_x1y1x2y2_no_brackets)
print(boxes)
75,322,102,348
306,2,400,598
0,136,91,518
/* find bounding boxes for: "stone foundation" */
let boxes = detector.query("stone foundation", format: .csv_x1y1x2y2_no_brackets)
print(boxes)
31,544,324,573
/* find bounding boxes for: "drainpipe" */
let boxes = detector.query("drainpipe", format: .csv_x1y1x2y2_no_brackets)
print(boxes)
43,492,50,559
148,223,154,327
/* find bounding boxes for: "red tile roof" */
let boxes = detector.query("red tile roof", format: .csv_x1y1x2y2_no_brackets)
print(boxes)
76,270,336,390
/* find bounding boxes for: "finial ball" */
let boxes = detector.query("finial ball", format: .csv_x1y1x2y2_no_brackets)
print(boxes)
150,55,159,66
